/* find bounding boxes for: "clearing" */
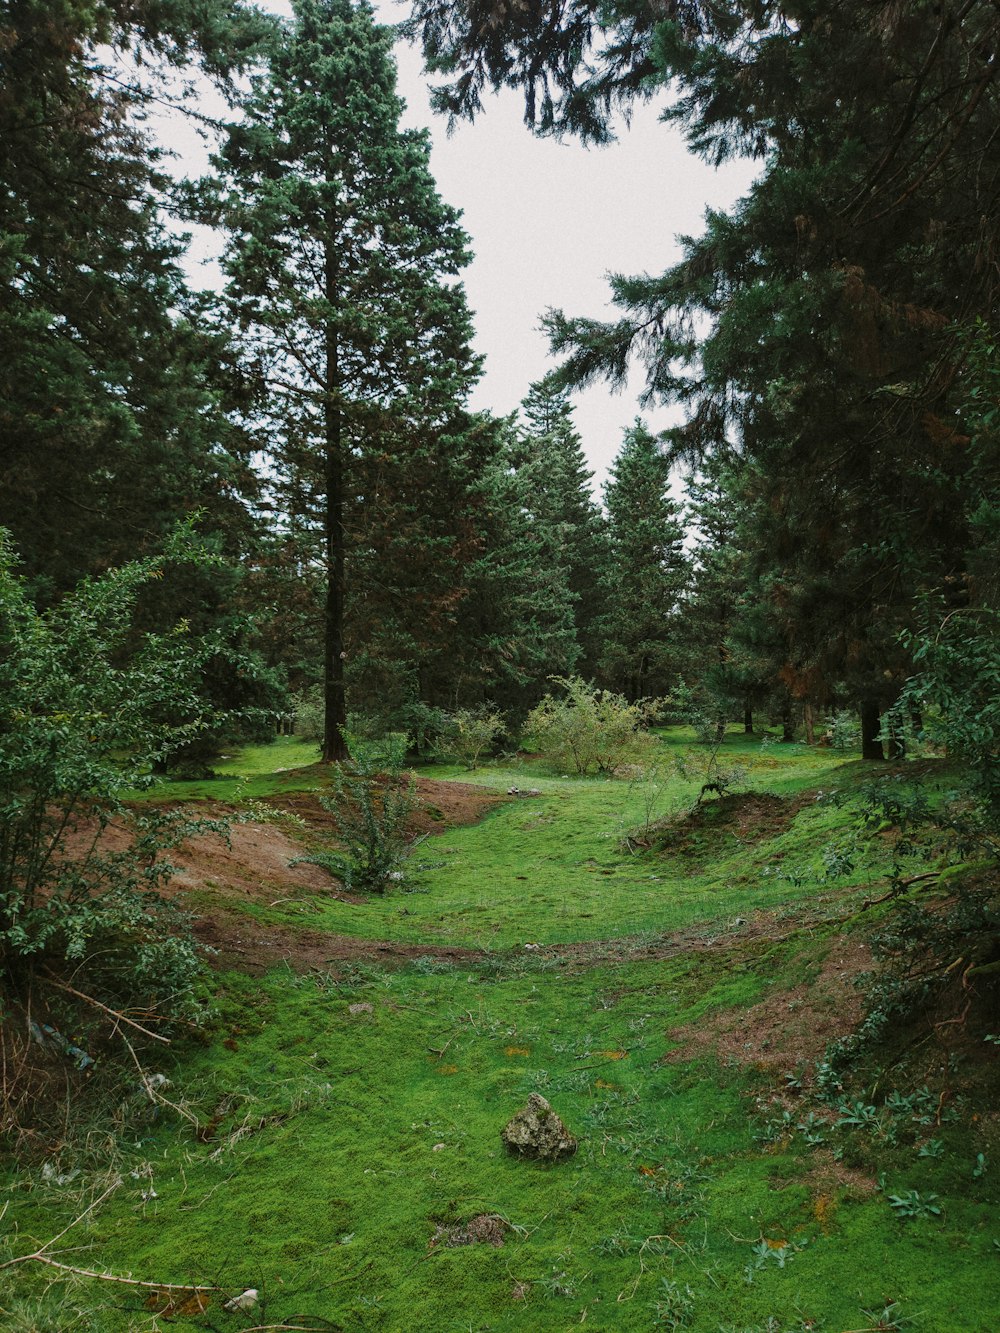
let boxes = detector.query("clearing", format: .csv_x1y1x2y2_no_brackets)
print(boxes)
3,729,998,1331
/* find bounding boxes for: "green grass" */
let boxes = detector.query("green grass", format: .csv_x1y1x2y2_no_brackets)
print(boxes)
3,731,995,1332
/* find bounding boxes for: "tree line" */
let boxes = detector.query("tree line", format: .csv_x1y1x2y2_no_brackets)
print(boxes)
3,0,998,774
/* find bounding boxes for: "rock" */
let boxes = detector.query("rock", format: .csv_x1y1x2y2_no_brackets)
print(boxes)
501,1093,578,1163
223,1289,258,1313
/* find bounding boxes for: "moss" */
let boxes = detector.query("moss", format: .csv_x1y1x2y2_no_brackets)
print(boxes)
3,736,996,1331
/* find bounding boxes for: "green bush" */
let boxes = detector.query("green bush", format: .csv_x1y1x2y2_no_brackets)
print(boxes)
0,528,253,1026
524,676,661,776
304,735,416,893
438,707,505,769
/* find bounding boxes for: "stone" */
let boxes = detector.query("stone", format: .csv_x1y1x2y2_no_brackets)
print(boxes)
501,1093,578,1163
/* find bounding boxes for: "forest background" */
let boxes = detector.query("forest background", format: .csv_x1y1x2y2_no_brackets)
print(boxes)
2,0,1000,1030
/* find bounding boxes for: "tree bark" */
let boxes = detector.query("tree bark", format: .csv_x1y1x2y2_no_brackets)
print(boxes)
322,239,349,765
743,699,753,734
803,701,815,746
860,700,885,760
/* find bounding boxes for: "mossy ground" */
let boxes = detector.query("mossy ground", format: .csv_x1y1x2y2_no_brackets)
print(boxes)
3,730,997,1331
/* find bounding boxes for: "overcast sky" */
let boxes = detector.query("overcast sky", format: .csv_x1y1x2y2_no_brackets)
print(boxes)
176,1,757,494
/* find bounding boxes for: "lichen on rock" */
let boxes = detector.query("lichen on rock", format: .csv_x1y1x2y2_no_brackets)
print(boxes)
501,1093,578,1162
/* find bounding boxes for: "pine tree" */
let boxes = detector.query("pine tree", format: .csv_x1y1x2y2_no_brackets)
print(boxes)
515,376,608,680
420,1,1000,754
0,1,265,600
216,0,481,761
598,420,687,700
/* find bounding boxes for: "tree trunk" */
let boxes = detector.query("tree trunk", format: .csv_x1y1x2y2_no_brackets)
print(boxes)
781,700,795,743
743,700,753,734
322,245,349,765
860,700,884,761
803,702,815,746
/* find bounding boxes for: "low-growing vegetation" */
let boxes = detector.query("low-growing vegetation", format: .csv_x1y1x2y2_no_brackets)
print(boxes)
2,724,996,1331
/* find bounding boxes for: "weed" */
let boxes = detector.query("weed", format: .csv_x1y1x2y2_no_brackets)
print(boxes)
539,1268,578,1298
887,1190,942,1219
650,1276,696,1327
916,1138,943,1158
856,1300,914,1330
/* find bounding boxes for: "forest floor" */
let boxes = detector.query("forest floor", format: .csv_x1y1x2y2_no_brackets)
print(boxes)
2,729,999,1331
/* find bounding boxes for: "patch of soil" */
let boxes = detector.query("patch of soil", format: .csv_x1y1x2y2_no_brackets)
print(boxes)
430,1214,507,1249
192,908,483,975
650,790,812,856
267,777,506,842
664,938,872,1074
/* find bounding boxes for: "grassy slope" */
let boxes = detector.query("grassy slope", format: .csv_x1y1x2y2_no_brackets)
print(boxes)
3,731,997,1332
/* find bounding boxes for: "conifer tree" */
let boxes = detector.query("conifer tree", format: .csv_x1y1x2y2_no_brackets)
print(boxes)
599,420,687,700
216,0,480,761
0,0,266,599
515,376,608,680
409,1,1000,753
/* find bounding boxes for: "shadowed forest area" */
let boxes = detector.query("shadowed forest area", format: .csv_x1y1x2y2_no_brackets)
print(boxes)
1,1,999,1329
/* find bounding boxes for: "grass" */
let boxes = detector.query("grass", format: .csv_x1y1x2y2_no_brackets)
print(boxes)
3,729,995,1332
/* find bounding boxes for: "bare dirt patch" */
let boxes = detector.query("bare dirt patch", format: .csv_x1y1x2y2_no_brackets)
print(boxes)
429,1214,507,1249
651,790,812,856
664,937,872,1073
190,909,483,975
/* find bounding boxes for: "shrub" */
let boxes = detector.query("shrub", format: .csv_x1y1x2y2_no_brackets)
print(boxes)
0,528,255,1027
293,685,325,743
438,707,505,769
524,677,661,776
304,735,417,893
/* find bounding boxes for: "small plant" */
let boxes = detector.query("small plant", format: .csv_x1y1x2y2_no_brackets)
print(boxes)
835,1099,881,1129
539,1268,577,1298
887,1189,942,1219
302,735,416,893
824,709,861,752
742,1237,804,1284
857,1299,914,1330
651,1277,696,1327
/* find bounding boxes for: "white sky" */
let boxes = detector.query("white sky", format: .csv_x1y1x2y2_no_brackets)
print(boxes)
173,1,757,495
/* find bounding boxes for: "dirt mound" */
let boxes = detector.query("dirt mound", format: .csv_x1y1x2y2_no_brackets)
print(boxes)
57,776,507,974
269,776,506,840
664,937,871,1074
651,790,810,856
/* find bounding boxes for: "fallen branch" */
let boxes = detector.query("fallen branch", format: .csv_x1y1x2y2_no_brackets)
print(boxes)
0,1180,121,1272
121,1033,199,1130
39,975,171,1044
19,1256,221,1294
0,1180,221,1296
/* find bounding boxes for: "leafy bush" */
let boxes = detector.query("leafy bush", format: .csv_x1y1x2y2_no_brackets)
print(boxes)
438,707,505,769
293,685,325,743
524,676,661,776
305,735,416,893
0,528,257,1026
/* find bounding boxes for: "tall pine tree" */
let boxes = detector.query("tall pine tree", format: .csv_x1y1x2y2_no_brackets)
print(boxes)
598,420,687,700
515,376,608,681
216,0,480,760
